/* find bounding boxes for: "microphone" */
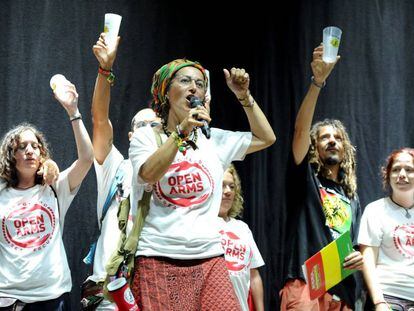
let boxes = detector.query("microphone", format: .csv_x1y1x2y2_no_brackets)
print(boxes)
190,96,211,139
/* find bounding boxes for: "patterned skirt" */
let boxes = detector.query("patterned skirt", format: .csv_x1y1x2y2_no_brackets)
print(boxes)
131,255,241,311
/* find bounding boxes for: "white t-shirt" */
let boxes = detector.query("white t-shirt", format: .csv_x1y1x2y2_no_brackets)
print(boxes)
358,197,414,301
129,127,251,259
88,146,142,284
0,170,78,302
219,217,264,311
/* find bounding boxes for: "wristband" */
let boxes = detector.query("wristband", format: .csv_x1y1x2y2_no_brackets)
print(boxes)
171,131,187,155
98,67,115,86
311,76,326,88
238,91,255,108
70,111,82,122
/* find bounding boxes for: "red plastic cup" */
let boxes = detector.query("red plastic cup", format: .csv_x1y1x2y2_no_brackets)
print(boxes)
107,277,139,311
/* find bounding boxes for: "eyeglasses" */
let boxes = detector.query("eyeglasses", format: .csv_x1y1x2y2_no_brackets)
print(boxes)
133,121,160,130
173,75,206,90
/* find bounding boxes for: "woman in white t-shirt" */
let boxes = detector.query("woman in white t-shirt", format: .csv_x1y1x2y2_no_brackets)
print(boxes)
0,80,94,310
128,58,275,310
358,148,414,310
219,164,265,311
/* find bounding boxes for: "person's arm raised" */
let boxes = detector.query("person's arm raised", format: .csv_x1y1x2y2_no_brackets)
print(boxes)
223,67,276,155
54,82,94,192
91,33,120,164
292,44,339,165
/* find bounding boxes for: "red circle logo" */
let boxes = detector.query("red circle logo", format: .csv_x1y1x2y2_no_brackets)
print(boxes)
154,161,214,208
393,224,414,258
220,230,252,272
2,203,55,250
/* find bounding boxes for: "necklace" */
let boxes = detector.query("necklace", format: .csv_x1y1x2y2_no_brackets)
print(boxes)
14,185,35,190
162,123,198,150
390,197,414,219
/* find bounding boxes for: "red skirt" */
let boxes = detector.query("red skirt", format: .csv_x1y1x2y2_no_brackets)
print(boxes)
131,255,241,311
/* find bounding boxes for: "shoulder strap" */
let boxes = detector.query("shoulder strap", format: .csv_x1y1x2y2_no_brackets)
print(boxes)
123,191,151,258
49,185,59,214
105,128,163,275
153,128,162,148
105,191,151,276
83,160,127,266
99,160,127,227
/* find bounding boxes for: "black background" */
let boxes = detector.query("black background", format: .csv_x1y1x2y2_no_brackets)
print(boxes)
1,1,413,309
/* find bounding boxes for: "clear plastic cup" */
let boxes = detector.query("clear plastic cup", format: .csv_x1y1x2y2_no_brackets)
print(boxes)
104,13,122,49
322,26,342,63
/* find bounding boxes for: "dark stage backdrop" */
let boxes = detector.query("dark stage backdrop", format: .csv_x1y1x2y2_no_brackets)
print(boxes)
1,1,414,309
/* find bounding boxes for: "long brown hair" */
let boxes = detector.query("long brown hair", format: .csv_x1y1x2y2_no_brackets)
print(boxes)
309,119,357,198
0,123,50,187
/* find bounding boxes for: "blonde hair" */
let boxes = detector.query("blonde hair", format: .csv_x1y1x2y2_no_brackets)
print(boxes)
308,119,357,198
225,164,245,218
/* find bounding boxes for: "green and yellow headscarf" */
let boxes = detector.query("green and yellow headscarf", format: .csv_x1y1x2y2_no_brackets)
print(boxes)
151,58,207,120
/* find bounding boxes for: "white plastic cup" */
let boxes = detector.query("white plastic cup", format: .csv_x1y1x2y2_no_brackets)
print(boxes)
322,26,342,63
107,277,139,311
104,13,122,49
49,74,72,102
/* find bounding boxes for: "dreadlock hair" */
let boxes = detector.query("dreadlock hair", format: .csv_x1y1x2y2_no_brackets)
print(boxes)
224,164,245,218
0,123,50,187
309,119,357,198
381,147,414,193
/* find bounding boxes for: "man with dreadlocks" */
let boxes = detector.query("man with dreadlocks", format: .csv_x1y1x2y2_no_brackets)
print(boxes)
128,59,275,309
280,44,364,310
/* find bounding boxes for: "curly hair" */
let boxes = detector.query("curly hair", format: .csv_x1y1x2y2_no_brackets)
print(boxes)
0,123,50,187
150,58,208,125
381,147,414,193
308,119,357,198
225,164,245,218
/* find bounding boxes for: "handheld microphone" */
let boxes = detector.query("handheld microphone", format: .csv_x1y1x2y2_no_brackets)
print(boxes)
190,96,211,139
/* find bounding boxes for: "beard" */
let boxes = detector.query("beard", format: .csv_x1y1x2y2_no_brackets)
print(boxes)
323,155,340,166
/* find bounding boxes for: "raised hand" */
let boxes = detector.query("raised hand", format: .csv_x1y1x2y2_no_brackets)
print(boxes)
53,80,79,116
92,32,120,70
311,44,340,85
223,67,250,99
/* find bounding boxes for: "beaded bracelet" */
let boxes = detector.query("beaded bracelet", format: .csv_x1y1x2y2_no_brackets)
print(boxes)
176,125,189,139
98,67,115,86
171,132,187,155
238,91,255,108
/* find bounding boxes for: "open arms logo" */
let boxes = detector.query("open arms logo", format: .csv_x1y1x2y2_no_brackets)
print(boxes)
154,160,214,208
2,202,55,251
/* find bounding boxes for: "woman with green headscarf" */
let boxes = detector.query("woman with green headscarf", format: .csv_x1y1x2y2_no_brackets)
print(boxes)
128,58,275,310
